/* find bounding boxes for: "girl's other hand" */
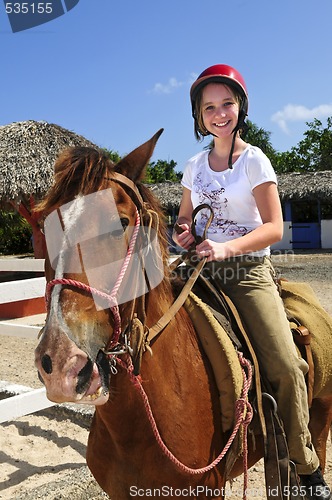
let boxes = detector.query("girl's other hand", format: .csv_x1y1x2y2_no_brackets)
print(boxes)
173,223,195,250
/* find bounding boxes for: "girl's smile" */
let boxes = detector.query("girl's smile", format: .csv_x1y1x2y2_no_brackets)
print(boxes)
214,120,231,127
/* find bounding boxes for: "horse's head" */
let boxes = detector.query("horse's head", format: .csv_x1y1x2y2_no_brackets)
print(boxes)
35,129,171,405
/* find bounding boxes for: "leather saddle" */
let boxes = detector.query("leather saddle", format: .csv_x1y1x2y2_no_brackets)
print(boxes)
173,263,305,500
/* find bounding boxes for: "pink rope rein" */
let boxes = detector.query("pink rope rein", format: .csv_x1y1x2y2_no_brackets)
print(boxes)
115,351,253,498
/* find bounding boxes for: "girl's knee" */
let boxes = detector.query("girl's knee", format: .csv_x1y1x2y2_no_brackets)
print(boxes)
264,355,308,386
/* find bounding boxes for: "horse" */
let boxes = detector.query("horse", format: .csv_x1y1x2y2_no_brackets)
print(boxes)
35,130,332,499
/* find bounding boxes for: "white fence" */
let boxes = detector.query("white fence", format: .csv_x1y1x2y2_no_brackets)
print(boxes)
0,257,45,272
0,258,45,338
0,384,55,424
0,258,55,422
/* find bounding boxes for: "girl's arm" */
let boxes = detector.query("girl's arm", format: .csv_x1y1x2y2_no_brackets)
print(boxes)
196,182,283,260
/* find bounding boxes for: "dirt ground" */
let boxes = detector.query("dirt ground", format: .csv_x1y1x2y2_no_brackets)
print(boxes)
0,252,331,499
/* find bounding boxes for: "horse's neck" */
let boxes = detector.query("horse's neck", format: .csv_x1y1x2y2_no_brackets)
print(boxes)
91,304,223,487
97,305,206,433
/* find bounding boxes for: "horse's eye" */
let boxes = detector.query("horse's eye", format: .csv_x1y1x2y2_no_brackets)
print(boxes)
110,218,129,239
120,217,129,230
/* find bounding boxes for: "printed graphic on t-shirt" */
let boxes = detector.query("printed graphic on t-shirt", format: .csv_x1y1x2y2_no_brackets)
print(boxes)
193,172,249,237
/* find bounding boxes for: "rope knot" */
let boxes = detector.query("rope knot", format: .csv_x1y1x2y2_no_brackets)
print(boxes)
235,398,253,426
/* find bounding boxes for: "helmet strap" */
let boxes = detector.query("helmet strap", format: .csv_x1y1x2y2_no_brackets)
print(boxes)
228,128,237,169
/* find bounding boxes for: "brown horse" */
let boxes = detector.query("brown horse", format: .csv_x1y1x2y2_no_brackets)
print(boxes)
35,131,332,499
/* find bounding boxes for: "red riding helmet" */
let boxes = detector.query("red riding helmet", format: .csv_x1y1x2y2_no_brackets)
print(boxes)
190,64,248,114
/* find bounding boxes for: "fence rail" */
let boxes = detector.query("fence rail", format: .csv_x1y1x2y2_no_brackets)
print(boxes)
0,258,44,272
0,277,46,305
0,386,55,423
0,257,46,333
0,258,50,422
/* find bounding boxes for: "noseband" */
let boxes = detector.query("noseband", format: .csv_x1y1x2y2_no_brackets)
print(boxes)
46,173,144,350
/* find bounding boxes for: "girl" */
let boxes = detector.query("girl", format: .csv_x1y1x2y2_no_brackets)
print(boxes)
172,64,331,500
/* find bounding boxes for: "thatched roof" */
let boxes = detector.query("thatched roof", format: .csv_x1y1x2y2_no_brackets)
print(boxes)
149,171,332,210
277,171,332,201
149,182,183,210
0,120,97,204
1,122,331,209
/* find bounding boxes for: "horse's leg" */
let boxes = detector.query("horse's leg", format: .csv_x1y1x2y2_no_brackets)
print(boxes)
309,396,332,472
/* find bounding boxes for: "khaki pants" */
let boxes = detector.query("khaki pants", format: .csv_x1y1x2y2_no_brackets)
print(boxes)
204,256,319,475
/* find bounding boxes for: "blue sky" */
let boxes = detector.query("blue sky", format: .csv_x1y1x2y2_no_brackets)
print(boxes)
1,0,332,173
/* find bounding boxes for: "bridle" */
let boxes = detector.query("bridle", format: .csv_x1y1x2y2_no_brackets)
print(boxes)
45,173,145,351
46,206,141,349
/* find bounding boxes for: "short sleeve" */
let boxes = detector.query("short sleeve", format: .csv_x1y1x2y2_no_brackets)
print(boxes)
246,146,277,191
181,161,193,191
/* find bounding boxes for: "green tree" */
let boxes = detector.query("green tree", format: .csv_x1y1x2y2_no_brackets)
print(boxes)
274,118,332,173
145,159,181,184
273,150,299,174
0,210,32,255
104,149,122,163
102,148,181,183
244,120,277,163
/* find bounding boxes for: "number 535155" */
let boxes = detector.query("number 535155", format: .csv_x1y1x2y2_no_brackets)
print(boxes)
5,3,53,14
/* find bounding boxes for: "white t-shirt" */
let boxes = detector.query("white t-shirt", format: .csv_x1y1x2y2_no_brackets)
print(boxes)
181,145,278,257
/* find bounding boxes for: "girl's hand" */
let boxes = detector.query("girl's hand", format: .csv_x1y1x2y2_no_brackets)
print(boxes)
173,223,195,250
196,239,232,261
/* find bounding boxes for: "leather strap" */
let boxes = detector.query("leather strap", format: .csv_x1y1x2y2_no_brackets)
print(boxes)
191,203,214,243
109,172,145,208
291,323,314,407
262,394,304,500
262,393,290,500
147,256,207,343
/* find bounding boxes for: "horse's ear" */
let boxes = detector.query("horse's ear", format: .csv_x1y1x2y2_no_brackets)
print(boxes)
115,129,164,182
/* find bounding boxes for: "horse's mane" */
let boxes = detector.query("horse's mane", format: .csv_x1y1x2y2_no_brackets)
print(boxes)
36,147,114,212
36,146,173,297
134,182,173,296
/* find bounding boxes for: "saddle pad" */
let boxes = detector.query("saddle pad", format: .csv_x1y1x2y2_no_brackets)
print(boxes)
280,280,332,398
184,291,244,433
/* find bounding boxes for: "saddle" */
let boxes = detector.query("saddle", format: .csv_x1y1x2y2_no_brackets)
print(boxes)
174,264,313,500
190,271,316,409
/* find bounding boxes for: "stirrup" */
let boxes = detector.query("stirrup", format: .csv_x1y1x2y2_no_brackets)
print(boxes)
263,392,290,500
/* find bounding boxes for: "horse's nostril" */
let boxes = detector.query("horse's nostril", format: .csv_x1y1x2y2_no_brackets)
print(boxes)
41,354,53,374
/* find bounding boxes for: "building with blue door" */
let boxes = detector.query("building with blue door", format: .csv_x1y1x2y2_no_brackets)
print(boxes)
274,171,332,250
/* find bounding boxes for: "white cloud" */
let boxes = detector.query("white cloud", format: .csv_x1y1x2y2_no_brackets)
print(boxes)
150,73,198,95
189,72,198,83
271,103,332,133
150,77,184,94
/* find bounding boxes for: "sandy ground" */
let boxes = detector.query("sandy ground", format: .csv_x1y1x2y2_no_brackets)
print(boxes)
0,252,331,499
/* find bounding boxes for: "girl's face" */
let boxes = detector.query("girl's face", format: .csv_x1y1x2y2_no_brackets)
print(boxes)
201,83,240,139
